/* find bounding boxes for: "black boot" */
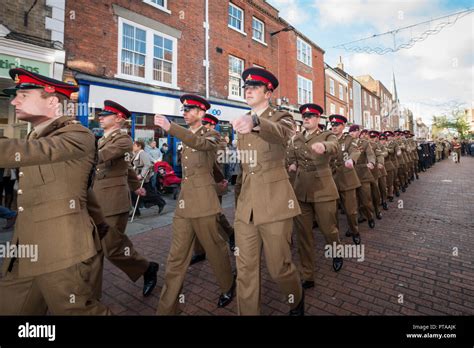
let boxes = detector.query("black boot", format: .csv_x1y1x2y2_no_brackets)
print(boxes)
345,229,352,237
333,257,343,272
289,291,305,316
302,280,315,289
352,234,361,245
190,253,206,265
401,186,406,192
382,202,388,210
416,173,419,179
368,219,375,229
218,276,236,308
358,216,367,223
395,190,400,197
388,196,394,202
376,212,382,220
143,262,159,297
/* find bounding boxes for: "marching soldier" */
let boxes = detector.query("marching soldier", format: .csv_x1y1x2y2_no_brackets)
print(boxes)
375,133,389,210
395,131,408,193
154,95,235,315
386,131,402,198
91,100,159,298
191,113,236,265
366,130,384,219
288,104,342,289
0,68,110,314
379,132,396,204
349,125,376,229
328,115,362,246
231,67,303,315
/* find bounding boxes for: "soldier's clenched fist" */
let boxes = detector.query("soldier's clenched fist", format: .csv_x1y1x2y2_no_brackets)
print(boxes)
154,114,171,131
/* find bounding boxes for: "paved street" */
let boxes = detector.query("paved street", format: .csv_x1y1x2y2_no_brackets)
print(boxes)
95,156,474,315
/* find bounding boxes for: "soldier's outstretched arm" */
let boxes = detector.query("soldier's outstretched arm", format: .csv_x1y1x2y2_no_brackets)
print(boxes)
98,136,133,163
365,141,376,164
322,133,339,156
348,138,361,163
254,113,294,145
0,129,95,168
167,123,219,151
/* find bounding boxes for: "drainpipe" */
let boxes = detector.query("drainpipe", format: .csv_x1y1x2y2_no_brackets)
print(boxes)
204,0,210,99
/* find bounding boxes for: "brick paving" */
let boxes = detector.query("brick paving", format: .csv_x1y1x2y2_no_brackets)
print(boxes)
100,157,473,315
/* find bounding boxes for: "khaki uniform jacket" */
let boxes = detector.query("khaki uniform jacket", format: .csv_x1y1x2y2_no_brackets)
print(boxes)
93,129,138,217
288,129,339,203
387,140,400,169
354,138,376,183
168,123,221,219
0,116,100,278
369,141,386,179
331,134,361,192
236,107,301,226
380,143,395,171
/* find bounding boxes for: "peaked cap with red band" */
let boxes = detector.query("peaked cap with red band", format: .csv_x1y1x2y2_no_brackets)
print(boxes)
328,114,348,124
379,133,388,140
3,68,78,99
97,100,131,119
203,114,218,125
369,130,380,138
299,103,324,116
349,124,360,132
179,94,211,111
384,130,395,137
241,67,279,91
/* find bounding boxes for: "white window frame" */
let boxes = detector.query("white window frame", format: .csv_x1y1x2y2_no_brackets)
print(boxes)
339,107,345,116
339,85,344,101
228,2,247,36
228,55,245,101
297,75,313,105
350,108,353,120
375,99,378,111
369,95,372,108
364,91,367,106
330,103,336,115
135,114,147,126
116,17,179,89
350,88,353,100
252,17,267,46
329,78,335,96
143,0,171,14
297,37,312,67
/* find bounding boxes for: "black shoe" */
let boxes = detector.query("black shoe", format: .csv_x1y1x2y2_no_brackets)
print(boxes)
302,280,315,289
289,291,305,316
333,257,343,272
218,277,236,308
190,253,206,265
395,190,400,197
312,221,318,229
382,202,388,210
352,234,361,245
368,219,375,229
228,233,236,252
401,186,406,192
388,196,394,202
358,216,367,223
158,204,165,214
416,174,419,179
143,262,159,297
345,229,352,237
376,212,382,220
408,179,411,184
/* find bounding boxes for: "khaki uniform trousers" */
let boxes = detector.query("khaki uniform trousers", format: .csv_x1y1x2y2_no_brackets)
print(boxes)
378,175,387,203
0,253,111,315
357,182,374,220
156,214,234,315
370,180,381,215
92,212,150,299
386,169,396,197
337,189,359,236
294,200,340,282
234,217,302,315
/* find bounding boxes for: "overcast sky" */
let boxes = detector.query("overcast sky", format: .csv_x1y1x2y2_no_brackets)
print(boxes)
267,0,473,125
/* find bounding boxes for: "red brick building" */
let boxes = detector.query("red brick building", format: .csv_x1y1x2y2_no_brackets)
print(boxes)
64,0,326,165
359,84,381,131
325,63,349,119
